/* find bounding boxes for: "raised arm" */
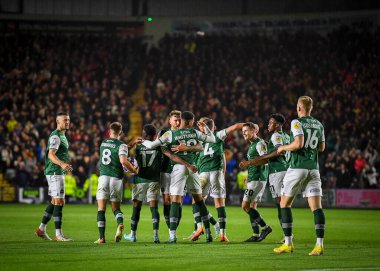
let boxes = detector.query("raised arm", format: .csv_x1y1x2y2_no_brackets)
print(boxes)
196,126,216,143
142,130,172,149
225,123,245,135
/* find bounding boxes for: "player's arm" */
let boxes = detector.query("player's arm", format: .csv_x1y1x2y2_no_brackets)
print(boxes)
318,126,326,152
239,141,268,169
47,135,72,172
222,153,227,175
48,149,73,172
171,142,203,153
251,133,285,165
195,125,216,143
142,130,171,149
277,120,304,154
225,123,245,135
119,144,139,174
162,149,198,173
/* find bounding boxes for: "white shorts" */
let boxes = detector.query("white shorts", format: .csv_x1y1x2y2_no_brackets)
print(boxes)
170,164,202,196
132,182,160,202
96,175,123,202
46,175,65,199
160,172,171,194
199,170,226,199
282,168,322,198
268,171,287,198
243,181,267,203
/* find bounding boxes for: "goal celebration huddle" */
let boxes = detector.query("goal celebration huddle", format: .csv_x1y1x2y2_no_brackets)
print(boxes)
34,95,326,256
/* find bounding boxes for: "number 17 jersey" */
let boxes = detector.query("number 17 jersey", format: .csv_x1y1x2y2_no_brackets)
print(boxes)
289,116,325,170
99,138,129,179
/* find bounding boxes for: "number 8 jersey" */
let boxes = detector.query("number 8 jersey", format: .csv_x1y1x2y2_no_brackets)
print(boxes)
290,116,325,170
99,138,129,179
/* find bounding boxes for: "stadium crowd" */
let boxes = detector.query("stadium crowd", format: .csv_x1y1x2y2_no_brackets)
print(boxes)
0,34,145,190
0,24,379,198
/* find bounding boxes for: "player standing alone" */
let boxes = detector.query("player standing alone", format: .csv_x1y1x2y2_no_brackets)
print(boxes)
273,96,326,256
35,112,73,241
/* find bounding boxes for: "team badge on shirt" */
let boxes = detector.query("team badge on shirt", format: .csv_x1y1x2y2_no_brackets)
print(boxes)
294,122,300,129
275,136,281,143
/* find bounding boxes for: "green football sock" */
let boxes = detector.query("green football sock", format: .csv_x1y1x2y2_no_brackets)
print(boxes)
276,203,282,226
131,206,141,231
248,209,260,234
53,205,63,230
313,208,325,238
170,202,180,231
178,205,182,226
42,202,54,224
217,207,226,230
193,204,202,226
163,204,170,228
281,207,293,237
113,209,124,225
195,200,210,230
150,207,160,230
248,208,267,227
97,211,106,239
209,213,217,226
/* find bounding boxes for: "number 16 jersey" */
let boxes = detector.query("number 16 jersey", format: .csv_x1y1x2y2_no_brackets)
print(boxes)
289,116,325,170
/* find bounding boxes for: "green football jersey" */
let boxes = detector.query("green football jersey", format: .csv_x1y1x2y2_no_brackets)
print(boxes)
247,137,268,182
44,130,69,175
99,138,129,179
134,144,162,183
268,131,290,174
289,116,325,170
158,128,173,174
198,130,226,173
164,128,204,164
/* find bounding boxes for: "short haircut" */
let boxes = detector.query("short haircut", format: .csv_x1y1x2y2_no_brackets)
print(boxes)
109,122,123,135
181,111,194,121
298,96,313,112
270,113,286,125
169,110,181,117
57,112,69,117
202,118,214,128
143,124,156,139
243,122,259,131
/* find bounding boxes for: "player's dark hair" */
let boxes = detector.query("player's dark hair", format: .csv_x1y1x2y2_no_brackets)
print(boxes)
270,113,286,125
143,124,156,140
110,122,123,135
57,112,69,117
181,111,194,121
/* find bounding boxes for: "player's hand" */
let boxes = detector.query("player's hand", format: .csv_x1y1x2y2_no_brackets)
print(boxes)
187,164,198,173
277,146,285,154
133,166,139,175
171,141,187,153
239,161,249,169
196,120,207,129
61,163,73,172
134,137,143,146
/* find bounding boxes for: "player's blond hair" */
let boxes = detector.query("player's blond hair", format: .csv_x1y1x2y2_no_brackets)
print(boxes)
169,110,181,117
298,96,313,113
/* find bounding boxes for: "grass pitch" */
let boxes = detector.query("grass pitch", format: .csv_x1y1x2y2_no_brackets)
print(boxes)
0,204,380,271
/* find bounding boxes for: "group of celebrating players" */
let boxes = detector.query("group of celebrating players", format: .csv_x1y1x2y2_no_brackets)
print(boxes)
35,95,326,256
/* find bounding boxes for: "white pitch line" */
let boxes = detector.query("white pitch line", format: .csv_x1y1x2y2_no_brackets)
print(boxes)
302,267,380,271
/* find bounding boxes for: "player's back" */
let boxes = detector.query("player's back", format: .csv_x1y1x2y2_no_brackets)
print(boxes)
99,138,126,179
290,116,324,170
134,144,162,182
198,131,225,173
169,128,199,164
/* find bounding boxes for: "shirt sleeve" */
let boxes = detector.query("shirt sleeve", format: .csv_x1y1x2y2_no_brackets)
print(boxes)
49,135,60,150
142,131,172,149
256,141,268,156
271,132,284,148
118,144,129,157
321,126,325,142
216,129,227,141
196,128,216,143
291,119,304,138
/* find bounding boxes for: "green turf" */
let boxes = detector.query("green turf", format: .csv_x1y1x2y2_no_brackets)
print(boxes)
0,204,380,271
